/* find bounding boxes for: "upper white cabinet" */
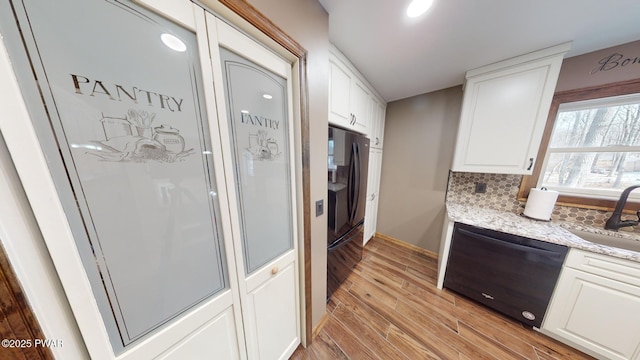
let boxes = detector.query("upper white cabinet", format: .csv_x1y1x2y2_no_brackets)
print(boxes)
350,77,371,134
369,97,386,149
329,45,381,135
542,249,640,360
451,42,571,174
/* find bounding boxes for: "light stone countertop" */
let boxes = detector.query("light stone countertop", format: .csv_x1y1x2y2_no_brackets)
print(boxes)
446,201,640,263
328,182,347,192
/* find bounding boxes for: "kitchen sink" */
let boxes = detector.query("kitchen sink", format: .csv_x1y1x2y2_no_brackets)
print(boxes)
568,229,640,253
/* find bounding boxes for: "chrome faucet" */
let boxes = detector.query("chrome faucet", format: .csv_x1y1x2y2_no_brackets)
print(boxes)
604,185,640,231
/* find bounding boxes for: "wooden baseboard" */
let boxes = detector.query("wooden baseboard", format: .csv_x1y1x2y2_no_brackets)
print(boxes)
374,232,438,260
311,311,330,341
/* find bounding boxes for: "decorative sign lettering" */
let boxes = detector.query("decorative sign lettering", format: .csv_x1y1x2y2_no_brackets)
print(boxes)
71,74,184,112
590,52,640,75
241,112,280,130
240,112,281,161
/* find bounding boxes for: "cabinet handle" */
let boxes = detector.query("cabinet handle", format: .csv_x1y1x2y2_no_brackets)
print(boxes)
375,137,379,145
271,266,279,275
527,157,534,171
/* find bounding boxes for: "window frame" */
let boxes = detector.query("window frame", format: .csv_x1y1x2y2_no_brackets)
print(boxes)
518,78,640,213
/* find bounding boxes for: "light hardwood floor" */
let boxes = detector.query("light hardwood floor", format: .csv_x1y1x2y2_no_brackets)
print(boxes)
291,236,593,360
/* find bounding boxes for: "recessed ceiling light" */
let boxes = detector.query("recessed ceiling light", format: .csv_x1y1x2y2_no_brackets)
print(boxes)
161,33,187,52
406,0,433,18
262,93,273,100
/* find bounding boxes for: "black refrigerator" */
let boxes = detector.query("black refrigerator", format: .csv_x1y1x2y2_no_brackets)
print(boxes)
327,126,369,300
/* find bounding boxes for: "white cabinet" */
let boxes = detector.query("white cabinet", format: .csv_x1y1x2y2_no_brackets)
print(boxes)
451,42,571,175
350,77,371,134
328,44,386,246
542,249,640,360
363,94,386,245
364,148,383,245
329,46,373,135
369,97,386,149
328,57,353,129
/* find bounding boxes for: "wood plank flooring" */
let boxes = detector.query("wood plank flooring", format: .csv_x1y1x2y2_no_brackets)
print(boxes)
290,236,594,360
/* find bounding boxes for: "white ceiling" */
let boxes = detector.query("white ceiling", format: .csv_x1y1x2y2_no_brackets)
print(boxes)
318,0,640,102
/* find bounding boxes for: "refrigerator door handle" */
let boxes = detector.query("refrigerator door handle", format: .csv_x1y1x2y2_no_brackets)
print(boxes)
347,142,356,222
353,143,361,219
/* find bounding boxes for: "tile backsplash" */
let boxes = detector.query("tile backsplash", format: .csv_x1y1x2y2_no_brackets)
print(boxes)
446,171,632,231
446,172,522,213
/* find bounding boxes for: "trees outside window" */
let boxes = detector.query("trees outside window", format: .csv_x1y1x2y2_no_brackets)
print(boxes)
540,94,640,200
519,79,640,211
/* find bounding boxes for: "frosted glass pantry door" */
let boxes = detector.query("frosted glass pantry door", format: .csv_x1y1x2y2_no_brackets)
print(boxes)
2,0,243,358
220,48,293,274
210,16,301,360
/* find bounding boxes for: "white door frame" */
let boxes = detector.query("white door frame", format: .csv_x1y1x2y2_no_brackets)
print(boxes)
0,47,89,360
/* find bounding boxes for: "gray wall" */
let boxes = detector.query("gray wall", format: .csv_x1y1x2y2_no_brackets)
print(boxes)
376,86,462,253
556,40,640,92
246,0,330,328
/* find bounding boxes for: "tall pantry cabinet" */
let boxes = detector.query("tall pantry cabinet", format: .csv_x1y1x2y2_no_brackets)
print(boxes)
328,44,386,246
364,99,386,245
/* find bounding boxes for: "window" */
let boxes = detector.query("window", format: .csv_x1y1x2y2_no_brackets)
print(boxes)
540,93,640,200
519,79,640,211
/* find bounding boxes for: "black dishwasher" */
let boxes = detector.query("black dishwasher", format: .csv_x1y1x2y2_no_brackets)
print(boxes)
444,222,568,328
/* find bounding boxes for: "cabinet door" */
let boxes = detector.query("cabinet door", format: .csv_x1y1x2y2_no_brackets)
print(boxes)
329,58,353,129
351,78,371,135
451,48,566,175
377,101,387,148
363,148,383,245
363,199,374,244
367,97,379,145
370,99,386,149
543,267,640,360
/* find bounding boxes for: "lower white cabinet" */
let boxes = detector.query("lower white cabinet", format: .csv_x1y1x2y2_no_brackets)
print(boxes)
542,249,640,360
364,148,383,245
